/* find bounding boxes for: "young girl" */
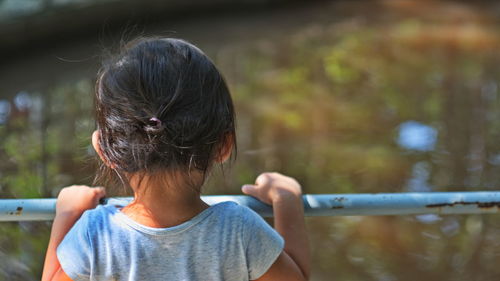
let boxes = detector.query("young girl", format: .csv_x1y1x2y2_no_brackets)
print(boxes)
41,38,310,281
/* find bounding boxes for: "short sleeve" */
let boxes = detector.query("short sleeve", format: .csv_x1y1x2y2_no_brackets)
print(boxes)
56,211,93,281
242,206,285,280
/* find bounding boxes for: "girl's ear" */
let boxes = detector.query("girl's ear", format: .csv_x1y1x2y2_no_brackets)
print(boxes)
92,130,115,168
215,133,234,163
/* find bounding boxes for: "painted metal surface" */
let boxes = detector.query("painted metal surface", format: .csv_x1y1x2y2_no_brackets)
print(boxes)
1,192,500,221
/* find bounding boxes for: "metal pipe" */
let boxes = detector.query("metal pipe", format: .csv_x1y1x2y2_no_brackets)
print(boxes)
1,192,500,221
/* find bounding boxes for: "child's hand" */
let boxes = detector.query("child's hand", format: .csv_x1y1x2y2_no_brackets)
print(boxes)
242,172,302,205
56,185,106,218
242,173,310,279
43,186,105,281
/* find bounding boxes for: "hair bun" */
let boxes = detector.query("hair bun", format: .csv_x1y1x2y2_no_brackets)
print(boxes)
144,117,164,134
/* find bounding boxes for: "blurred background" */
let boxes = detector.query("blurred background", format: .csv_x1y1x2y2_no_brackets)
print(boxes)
1,0,500,280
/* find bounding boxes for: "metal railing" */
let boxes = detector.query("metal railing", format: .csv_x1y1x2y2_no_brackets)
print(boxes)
1,192,500,221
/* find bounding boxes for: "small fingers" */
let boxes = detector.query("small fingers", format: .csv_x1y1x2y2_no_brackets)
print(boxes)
93,187,106,196
255,172,274,187
241,184,255,195
93,187,106,203
90,188,106,206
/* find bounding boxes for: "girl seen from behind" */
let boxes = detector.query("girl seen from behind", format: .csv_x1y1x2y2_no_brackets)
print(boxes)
41,38,310,281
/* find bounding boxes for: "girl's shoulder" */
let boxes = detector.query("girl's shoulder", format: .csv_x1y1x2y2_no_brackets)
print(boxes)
210,201,274,235
85,201,250,233
76,200,266,238
72,204,119,234
209,201,261,221
84,204,115,220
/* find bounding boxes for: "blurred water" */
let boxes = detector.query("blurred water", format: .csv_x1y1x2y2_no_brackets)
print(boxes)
397,121,437,152
1,1,500,280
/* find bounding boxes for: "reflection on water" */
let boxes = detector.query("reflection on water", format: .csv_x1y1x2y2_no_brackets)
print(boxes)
406,161,433,192
2,0,500,280
0,100,10,124
397,121,437,152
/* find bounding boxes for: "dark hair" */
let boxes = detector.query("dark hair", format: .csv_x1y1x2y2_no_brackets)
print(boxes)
94,37,236,191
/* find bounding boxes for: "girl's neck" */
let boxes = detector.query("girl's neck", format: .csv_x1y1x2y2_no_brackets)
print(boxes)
120,172,209,228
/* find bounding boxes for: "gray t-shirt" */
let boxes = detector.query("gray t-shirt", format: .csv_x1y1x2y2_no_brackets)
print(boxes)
57,201,284,281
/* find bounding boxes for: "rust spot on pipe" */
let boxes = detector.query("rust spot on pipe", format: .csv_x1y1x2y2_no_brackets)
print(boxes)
6,207,23,216
331,206,344,209
476,202,500,208
426,201,500,209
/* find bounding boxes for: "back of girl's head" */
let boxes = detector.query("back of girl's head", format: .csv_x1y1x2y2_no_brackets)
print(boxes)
94,37,236,190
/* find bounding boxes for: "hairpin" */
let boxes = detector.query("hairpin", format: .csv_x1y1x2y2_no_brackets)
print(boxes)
148,117,162,127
